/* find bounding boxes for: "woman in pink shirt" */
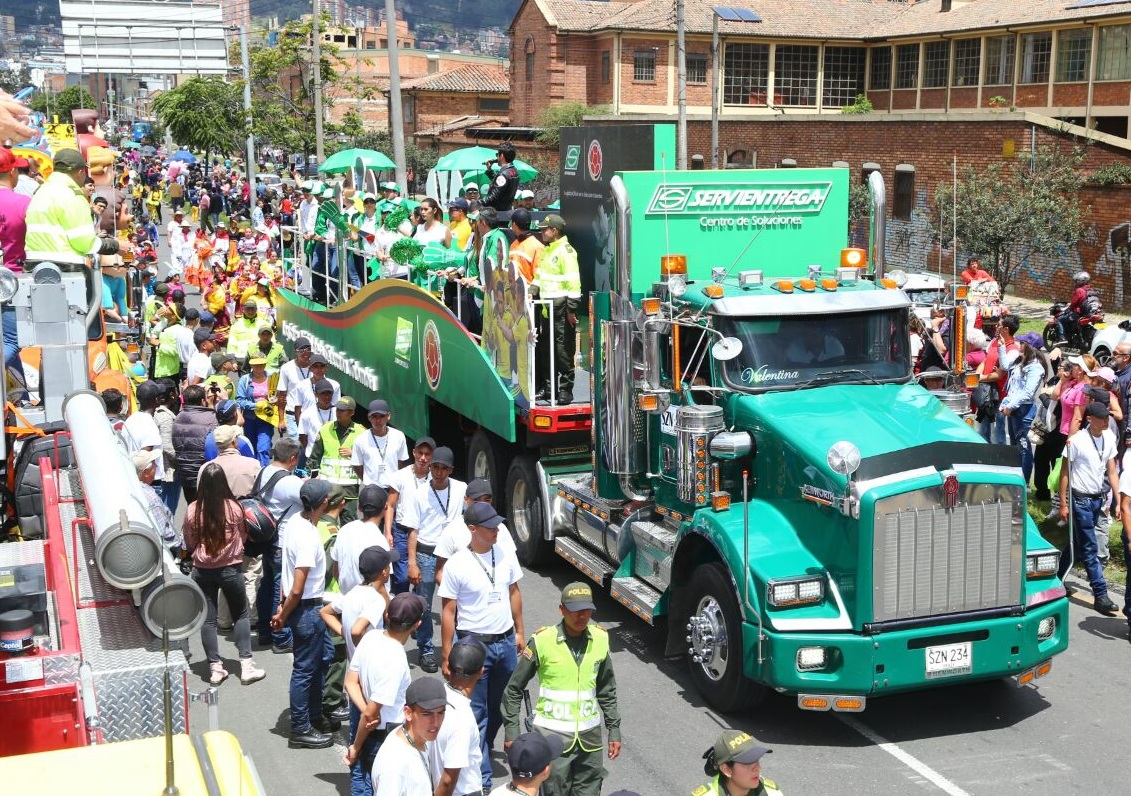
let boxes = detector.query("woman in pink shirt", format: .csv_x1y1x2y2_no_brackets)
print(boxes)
183,463,266,686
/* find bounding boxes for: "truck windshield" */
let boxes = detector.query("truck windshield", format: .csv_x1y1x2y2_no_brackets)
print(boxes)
715,309,912,392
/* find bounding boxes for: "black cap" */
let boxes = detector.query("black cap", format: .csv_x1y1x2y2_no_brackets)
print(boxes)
387,592,426,627
368,399,390,416
310,354,329,367
313,379,334,394
507,732,564,779
510,207,532,230
136,380,164,403
447,637,487,677
405,677,447,709
358,484,389,513
431,446,455,468
466,478,492,499
193,328,214,346
463,502,505,529
358,546,399,580
299,479,332,510
1085,400,1110,419
215,399,238,419
293,336,312,351
414,435,436,451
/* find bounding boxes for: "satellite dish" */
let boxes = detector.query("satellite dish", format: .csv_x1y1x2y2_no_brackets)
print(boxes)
711,336,743,361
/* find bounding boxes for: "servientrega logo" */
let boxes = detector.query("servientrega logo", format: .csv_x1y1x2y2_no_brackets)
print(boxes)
564,145,581,172
646,182,833,215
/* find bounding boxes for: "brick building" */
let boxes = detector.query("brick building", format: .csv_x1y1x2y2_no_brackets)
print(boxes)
394,64,510,142
511,0,1131,309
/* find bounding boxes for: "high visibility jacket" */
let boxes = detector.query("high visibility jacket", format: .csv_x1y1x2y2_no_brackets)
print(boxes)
24,172,99,265
227,318,262,359
317,421,364,485
691,776,782,796
509,233,544,284
532,623,609,751
155,323,183,378
534,235,582,299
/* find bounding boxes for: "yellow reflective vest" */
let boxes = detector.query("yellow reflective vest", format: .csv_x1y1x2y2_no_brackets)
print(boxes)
24,171,99,265
317,421,364,485
534,235,582,300
691,776,782,796
532,623,609,751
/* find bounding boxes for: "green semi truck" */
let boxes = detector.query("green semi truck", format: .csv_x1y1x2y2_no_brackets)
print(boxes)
276,164,1068,714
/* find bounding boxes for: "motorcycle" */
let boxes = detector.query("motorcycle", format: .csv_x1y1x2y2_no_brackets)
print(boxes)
1044,300,1104,351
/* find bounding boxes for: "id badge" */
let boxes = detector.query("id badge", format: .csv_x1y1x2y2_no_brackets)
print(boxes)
487,590,503,604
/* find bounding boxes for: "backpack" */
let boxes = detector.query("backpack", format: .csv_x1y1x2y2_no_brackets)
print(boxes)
240,468,295,557
1082,288,1103,318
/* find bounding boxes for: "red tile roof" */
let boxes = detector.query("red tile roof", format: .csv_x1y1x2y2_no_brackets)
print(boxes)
401,64,509,94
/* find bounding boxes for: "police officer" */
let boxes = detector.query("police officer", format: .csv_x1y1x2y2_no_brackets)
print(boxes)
482,142,520,211
501,581,621,796
308,396,365,523
534,214,582,403
694,730,781,796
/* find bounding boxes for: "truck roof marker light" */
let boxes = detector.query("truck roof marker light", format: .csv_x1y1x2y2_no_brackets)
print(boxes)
836,267,860,284
954,284,969,302
660,254,688,277
879,277,899,289
772,280,795,294
739,270,763,289
819,278,839,292
797,279,816,292
840,248,866,270
710,491,731,512
703,284,725,299
641,297,662,315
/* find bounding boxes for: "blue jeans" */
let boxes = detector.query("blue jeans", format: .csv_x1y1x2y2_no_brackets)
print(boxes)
347,702,382,796
462,630,517,791
1006,403,1035,483
1058,495,1109,600
2,305,25,393
411,549,437,656
287,603,333,733
159,481,180,515
392,526,411,594
257,548,292,647
243,413,274,467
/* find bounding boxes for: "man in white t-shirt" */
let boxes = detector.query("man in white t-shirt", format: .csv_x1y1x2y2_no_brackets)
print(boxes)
388,436,435,593
435,478,517,587
121,380,167,495
373,677,448,796
276,336,314,440
297,380,336,458
438,502,525,792
351,399,409,488
186,328,216,386
345,592,426,796
271,479,334,749
323,545,396,659
1057,400,1120,616
402,446,466,673
487,733,563,796
333,485,391,596
255,438,305,651
430,639,486,796
292,354,340,430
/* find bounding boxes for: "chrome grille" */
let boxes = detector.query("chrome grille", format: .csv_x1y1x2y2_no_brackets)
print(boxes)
872,485,1023,623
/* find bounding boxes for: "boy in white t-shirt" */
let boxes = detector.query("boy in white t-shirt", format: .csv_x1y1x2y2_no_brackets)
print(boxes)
351,399,409,488
321,546,396,660
434,478,517,587
333,485,391,596
372,677,449,796
429,639,486,796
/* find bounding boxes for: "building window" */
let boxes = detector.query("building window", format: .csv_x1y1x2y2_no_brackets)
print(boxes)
723,42,769,105
984,35,1015,85
823,46,866,106
923,41,949,88
1020,32,1052,84
952,38,980,86
775,44,819,106
525,37,535,82
478,97,510,114
1097,24,1131,80
895,43,919,89
365,41,376,50
869,46,892,90
893,165,915,221
601,50,610,83
634,49,656,82
687,54,708,84
1056,29,1091,82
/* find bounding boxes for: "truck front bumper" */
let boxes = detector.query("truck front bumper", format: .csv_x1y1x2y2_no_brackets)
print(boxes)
747,596,1069,698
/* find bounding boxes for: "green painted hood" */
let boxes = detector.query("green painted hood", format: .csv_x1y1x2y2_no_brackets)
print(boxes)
732,382,982,477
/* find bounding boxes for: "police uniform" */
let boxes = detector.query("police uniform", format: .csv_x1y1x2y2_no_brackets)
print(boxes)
501,583,621,796
483,162,519,211
308,405,364,524
691,775,782,796
694,730,780,796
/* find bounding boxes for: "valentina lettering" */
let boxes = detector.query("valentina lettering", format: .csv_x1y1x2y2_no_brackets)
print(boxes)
741,364,800,384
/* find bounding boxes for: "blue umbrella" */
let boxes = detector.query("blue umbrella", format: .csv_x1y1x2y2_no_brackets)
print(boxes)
172,150,197,164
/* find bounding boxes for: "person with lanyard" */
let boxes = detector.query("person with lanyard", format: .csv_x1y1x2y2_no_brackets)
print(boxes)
402,445,466,673
372,676,448,796
1057,401,1120,616
343,590,424,796
487,732,564,796
332,485,392,597
297,380,337,461
351,399,409,489
501,581,621,796
438,502,526,793
435,478,518,586
694,730,780,796
307,395,364,523
277,336,314,440
256,437,304,653
248,325,287,374
386,436,435,592
430,638,488,796
292,354,340,433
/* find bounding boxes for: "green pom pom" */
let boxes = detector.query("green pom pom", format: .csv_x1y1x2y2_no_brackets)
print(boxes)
389,238,424,265
384,207,410,231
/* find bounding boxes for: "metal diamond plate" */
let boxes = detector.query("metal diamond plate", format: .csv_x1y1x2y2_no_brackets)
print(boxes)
0,538,45,567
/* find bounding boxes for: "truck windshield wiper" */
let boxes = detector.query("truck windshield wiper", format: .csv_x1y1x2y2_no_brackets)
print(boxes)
795,369,881,390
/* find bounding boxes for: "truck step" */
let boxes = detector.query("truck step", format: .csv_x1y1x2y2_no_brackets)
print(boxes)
610,576,663,625
629,520,678,591
556,478,623,522
555,536,614,586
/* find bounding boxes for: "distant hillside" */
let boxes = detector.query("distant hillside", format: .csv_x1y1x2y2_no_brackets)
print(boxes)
252,0,522,34
6,0,59,29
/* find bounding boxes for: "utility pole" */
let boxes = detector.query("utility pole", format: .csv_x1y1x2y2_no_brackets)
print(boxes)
312,0,326,162
239,26,257,192
675,0,687,170
384,0,407,192
351,19,362,129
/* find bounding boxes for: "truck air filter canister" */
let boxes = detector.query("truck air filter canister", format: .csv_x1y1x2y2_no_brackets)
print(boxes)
0,609,35,654
674,406,725,505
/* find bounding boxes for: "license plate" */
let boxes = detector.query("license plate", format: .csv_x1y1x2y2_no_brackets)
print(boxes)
924,641,972,678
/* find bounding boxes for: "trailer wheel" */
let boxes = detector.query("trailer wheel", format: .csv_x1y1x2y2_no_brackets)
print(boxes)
506,454,552,567
686,562,765,713
467,430,511,511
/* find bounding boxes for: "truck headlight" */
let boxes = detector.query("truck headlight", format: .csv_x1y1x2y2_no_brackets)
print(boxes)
797,646,828,671
0,267,18,304
767,576,825,607
1037,616,1056,641
1026,551,1059,579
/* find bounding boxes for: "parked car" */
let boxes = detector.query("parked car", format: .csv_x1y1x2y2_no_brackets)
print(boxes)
1089,319,1131,365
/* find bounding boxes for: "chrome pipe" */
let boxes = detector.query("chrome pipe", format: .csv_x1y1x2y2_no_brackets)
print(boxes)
868,170,887,281
611,175,632,318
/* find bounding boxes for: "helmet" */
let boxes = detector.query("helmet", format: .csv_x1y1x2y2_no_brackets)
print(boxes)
1074,270,1091,285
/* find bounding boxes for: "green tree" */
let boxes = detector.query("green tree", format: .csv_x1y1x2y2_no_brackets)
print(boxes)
153,77,245,167
0,67,30,94
29,85,96,121
535,101,608,149
354,130,438,192
932,146,1087,293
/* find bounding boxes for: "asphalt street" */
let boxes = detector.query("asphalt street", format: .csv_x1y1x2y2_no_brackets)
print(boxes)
182,555,1128,796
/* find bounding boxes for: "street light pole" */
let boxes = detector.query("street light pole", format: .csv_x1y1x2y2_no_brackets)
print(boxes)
312,0,326,162
239,26,257,191
354,21,362,127
384,0,407,192
711,13,719,169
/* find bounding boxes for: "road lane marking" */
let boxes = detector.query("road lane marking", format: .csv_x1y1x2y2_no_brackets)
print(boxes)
837,715,972,796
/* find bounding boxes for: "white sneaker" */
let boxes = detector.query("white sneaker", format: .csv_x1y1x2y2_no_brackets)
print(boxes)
240,659,266,685
209,661,229,686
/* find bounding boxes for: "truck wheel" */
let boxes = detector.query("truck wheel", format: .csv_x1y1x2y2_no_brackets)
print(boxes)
506,454,553,567
686,562,765,714
467,430,511,510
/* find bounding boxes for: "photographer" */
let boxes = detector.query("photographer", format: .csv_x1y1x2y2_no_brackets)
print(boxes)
482,143,520,212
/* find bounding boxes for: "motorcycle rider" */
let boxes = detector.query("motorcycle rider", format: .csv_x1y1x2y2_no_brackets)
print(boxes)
1056,271,1094,345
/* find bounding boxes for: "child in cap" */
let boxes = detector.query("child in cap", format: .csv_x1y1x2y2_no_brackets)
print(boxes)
487,731,564,796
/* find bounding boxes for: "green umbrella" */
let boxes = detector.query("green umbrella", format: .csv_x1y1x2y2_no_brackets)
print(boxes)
120,140,141,150
435,145,538,183
319,148,395,174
